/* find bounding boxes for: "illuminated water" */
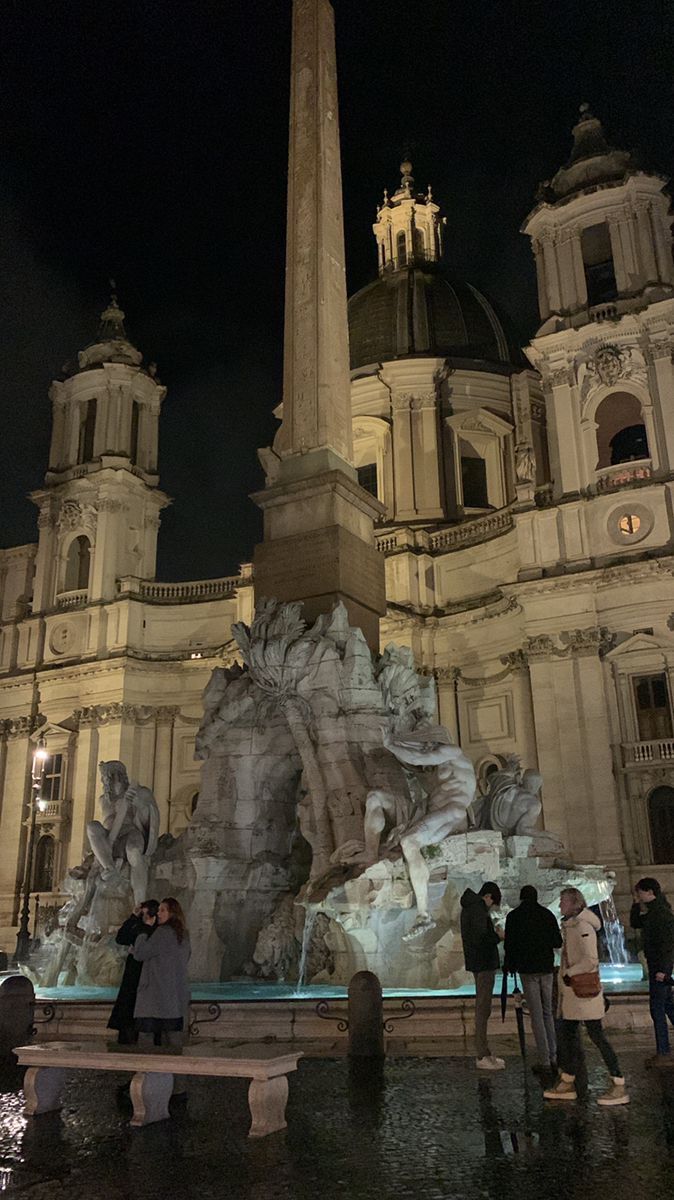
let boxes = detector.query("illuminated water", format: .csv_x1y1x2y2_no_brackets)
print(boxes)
31,963,645,1005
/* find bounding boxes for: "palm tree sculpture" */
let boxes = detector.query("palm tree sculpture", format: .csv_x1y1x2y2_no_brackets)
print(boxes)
232,601,334,877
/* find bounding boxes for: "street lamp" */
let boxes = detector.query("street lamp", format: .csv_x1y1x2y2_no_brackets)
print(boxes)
13,735,48,965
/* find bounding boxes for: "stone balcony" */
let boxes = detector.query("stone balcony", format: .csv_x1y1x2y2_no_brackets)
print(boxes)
595,459,652,494
622,738,674,767
55,588,89,610
117,573,248,604
374,510,514,556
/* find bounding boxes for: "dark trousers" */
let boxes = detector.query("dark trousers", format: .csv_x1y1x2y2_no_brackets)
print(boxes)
557,1018,621,1079
473,971,496,1059
649,973,674,1055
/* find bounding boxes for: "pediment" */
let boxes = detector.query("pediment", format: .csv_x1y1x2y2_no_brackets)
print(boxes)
445,407,513,437
605,632,672,661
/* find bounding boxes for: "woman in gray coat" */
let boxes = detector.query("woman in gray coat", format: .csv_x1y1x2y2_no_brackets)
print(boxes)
132,896,191,1049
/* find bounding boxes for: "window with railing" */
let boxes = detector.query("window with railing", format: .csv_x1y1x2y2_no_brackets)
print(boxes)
634,674,673,741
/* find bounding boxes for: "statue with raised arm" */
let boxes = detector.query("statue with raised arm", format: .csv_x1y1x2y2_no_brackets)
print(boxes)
383,723,477,940
86,761,160,906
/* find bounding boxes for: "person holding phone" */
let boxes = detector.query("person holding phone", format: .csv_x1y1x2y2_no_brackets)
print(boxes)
108,899,159,1044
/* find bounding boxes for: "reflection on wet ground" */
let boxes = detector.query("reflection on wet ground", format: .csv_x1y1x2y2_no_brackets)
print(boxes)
1,1044,673,1199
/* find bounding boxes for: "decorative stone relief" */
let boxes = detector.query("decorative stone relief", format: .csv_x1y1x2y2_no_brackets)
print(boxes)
57,499,97,537
585,343,632,387
74,703,179,727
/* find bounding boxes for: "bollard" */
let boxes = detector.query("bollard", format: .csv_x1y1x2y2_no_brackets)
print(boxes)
348,970,384,1059
0,973,35,1063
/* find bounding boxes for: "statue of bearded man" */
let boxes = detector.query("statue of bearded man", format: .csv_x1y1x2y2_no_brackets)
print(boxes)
86,761,160,906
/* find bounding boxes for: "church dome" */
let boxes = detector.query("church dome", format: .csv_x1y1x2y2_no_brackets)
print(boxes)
348,262,525,372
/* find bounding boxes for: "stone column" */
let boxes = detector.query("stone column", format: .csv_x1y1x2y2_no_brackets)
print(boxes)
541,233,562,313
0,725,33,926
545,368,582,495
649,341,674,472
153,707,178,835
635,201,658,282
532,240,549,320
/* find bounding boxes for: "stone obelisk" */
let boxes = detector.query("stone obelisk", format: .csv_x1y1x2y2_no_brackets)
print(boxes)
252,0,385,649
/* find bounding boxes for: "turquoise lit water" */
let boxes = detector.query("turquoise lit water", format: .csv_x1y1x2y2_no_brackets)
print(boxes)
32,964,646,1004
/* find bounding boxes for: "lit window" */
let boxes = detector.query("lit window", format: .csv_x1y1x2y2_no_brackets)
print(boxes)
618,514,641,536
41,755,63,805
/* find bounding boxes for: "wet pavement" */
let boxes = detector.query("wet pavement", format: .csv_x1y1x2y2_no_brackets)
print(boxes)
1,1041,673,1200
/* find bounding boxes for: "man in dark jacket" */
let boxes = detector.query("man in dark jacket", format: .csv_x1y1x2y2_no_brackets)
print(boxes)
460,882,504,1070
504,884,562,1074
630,877,674,1066
107,899,158,1043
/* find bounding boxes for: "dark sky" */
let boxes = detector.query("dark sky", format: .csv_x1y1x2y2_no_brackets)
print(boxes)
1,0,672,580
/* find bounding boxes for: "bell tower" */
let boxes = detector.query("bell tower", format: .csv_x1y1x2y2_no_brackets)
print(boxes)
373,161,445,273
522,107,674,509
30,291,169,613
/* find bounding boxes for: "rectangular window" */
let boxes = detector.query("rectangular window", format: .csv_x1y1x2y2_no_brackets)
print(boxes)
633,673,673,741
41,754,63,805
582,223,617,306
461,454,488,509
357,462,378,497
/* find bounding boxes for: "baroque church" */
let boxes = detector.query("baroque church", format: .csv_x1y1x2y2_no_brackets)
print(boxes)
1,105,674,953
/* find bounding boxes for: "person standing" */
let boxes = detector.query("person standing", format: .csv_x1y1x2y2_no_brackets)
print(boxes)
460,882,504,1071
544,887,629,1106
108,900,159,1044
630,876,674,1067
132,896,191,1050
504,885,562,1078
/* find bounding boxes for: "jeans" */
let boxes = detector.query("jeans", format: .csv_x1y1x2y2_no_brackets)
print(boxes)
649,972,674,1055
520,973,556,1066
473,971,496,1059
557,1019,621,1079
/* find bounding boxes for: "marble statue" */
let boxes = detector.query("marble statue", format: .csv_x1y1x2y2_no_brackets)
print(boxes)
475,755,543,836
87,761,160,905
383,724,476,940
515,441,536,484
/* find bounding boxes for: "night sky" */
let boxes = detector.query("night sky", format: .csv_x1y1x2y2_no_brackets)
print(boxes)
1,1,672,581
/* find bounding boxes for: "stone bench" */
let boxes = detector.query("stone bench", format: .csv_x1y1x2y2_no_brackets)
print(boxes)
13,1040,303,1136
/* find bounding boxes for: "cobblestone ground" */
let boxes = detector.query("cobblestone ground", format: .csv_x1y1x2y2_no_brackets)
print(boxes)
2,1043,673,1200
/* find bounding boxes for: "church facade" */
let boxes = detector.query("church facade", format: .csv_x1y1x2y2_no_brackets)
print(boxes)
1,107,673,951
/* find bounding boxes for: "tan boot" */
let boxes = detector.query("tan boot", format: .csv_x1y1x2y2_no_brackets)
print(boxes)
597,1076,630,1106
543,1072,577,1101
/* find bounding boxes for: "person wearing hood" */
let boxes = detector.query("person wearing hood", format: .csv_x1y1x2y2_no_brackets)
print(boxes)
630,876,674,1067
504,884,562,1077
460,882,504,1071
544,887,629,1106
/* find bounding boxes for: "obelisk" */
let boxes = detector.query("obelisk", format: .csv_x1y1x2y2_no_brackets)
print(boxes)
252,0,385,649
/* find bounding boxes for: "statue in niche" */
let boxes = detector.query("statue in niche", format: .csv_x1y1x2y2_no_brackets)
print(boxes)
515,441,536,485
86,760,160,905
475,755,543,837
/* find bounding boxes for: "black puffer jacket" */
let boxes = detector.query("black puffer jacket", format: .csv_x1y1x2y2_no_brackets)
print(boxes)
630,894,674,974
460,889,501,973
504,898,562,975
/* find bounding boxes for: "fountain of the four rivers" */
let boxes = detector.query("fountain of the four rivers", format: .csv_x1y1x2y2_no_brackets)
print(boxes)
15,0,640,1031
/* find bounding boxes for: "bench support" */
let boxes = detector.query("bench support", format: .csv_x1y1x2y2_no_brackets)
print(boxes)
130,1071,174,1127
23,1066,67,1116
248,1075,289,1137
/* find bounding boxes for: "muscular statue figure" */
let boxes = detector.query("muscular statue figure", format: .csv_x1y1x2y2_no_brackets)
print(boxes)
87,761,160,906
479,756,543,836
380,724,477,940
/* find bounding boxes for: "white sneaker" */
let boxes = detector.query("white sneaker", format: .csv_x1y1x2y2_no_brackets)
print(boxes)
476,1056,505,1071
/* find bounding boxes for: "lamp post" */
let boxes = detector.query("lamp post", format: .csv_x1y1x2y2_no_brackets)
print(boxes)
14,735,48,965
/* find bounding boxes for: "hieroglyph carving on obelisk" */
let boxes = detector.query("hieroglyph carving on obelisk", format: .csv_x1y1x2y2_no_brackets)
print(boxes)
275,0,353,468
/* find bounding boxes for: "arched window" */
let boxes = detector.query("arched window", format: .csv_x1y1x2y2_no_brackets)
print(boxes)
582,222,617,306
594,392,648,469
78,399,97,463
130,400,140,463
396,231,407,268
413,226,426,260
33,835,55,892
648,786,674,864
64,535,91,592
